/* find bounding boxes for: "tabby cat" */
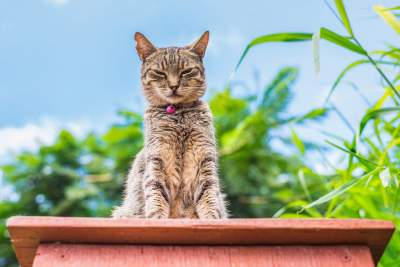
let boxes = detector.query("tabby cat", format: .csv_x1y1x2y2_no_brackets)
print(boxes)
112,31,227,219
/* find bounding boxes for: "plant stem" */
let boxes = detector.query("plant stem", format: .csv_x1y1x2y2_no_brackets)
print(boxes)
352,38,400,101
323,0,400,101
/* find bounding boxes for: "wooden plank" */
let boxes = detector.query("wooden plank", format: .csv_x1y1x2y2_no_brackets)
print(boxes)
7,217,395,267
32,244,375,267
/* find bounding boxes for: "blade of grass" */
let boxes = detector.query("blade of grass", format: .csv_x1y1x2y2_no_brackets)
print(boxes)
352,38,400,101
312,31,321,75
324,60,396,104
334,0,354,36
302,169,380,210
393,186,400,215
382,6,400,11
323,0,400,101
325,140,377,166
233,33,312,73
374,5,400,34
320,27,365,55
298,168,312,201
291,128,305,155
302,176,361,209
359,107,400,136
232,29,365,78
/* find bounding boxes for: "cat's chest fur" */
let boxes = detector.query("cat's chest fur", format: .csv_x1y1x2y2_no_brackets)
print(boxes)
144,103,213,142
143,102,216,217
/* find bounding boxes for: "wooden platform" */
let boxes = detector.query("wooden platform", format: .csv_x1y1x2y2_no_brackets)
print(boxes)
7,217,395,267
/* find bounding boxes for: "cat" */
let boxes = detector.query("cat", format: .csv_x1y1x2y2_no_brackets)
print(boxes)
112,31,227,219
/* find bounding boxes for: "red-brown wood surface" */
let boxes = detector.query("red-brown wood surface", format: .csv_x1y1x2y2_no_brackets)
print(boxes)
7,216,395,267
33,244,375,267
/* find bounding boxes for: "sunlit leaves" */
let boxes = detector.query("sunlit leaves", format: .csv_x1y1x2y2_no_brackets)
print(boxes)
379,168,391,188
334,0,354,36
374,5,400,34
319,27,365,54
290,128,305,155
359,107,400,136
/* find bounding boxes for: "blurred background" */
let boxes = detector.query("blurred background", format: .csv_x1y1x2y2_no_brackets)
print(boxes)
1,1,399,266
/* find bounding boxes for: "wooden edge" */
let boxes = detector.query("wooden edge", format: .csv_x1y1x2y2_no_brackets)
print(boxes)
7,216,396,229
7,216,396,267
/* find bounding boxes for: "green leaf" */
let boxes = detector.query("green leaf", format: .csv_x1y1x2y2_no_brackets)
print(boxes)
303,176,362,209
359,107,400,136
290,128,305,155
374,5,400,34
379,168,391,187
260,67,298,112
312,31,321,75
298,168,311,200
233,33,313,73
382,6,400,11
324,60,396,104
293,108,329,123
325,140,377,166
319,28,365,55
334,0,354,36
233,28,365,77
220,111,265,155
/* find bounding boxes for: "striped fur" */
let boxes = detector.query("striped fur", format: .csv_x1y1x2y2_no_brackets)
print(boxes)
112,32,227,219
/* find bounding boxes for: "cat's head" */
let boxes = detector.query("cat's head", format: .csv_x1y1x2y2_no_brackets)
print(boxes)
135,32,209,106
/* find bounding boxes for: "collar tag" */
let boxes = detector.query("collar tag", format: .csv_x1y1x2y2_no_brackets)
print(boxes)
166,104,176,114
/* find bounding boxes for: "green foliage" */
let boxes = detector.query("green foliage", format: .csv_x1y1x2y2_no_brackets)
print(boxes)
231,1,400,266
0,114,144,266
1,2,400,267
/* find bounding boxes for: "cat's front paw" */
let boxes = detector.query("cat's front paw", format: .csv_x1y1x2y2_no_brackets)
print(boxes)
111,208,128,218
111,206,141,218
197,209,226,219
145,210,169,219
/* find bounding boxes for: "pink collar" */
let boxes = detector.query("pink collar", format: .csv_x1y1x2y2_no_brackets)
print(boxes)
165,104,176,114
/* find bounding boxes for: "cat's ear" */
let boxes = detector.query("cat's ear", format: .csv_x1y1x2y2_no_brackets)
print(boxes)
134,32,157,61
187,31,209,58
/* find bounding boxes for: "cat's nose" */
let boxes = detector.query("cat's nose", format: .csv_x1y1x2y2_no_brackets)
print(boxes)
170,85,179,92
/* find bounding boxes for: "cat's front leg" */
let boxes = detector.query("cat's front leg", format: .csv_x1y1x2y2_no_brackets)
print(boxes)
143,156,170,218
195,157,227,219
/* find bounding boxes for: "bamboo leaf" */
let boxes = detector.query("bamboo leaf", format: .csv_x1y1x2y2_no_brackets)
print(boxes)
233,29,365,76
312,31,321,75
319,28,365,55
234,33,313,72
379,168,391,187
303,176,362,209
382,6,400,11
334,0,354,36
325,140,377,166
298,168,311,200
374,5,400,34
359,107,400,136
294,108,329,123
324,60,396,104
303,168,381,210
291,128,305,155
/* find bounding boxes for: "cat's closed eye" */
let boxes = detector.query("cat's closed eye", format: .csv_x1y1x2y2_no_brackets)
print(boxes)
148,69,167,80
180,68,198,78
153,70,167,77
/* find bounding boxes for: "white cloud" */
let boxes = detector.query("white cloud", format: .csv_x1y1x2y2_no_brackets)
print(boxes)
47,0,70,6
0,117,90,162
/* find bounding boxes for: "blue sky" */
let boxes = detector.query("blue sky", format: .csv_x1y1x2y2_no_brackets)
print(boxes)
0,0,399,158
